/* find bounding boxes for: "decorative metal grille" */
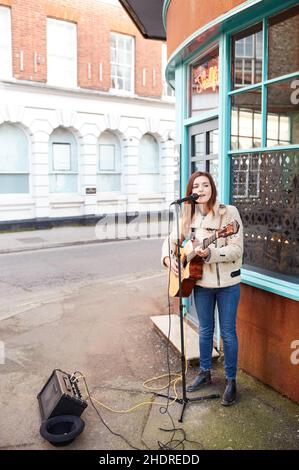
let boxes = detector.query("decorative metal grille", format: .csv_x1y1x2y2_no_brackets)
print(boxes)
231,150,299,278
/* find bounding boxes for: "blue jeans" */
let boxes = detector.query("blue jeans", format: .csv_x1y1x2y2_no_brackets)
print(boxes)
193,284,240,380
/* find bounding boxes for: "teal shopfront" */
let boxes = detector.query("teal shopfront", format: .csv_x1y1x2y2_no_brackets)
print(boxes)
120,0,299,402
166,0,298,298
164,0,299,401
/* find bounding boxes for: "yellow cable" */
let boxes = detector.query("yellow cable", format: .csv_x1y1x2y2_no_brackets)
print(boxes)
75,374,180,413
74,315,190,415
143,372,181,391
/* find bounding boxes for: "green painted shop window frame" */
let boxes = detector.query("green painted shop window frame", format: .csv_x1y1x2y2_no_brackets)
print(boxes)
169,0,299,303
224,7,299,301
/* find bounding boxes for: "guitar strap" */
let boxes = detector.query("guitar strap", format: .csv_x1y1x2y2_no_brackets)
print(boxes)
219,205,228,246
189,204,228,245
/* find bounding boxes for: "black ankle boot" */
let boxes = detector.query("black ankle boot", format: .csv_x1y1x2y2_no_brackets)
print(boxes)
221,379,236,406
186,369,211,392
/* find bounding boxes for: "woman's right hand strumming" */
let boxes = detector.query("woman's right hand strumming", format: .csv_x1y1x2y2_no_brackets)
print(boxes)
164,256,179,277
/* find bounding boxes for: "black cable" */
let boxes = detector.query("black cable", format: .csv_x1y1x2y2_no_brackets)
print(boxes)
159,207,174,414
157,205,203,451
155,205,188,450
73,370,145,451
70,209,203,451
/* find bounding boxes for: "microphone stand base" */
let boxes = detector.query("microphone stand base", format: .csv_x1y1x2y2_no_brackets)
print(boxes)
154,392,220,423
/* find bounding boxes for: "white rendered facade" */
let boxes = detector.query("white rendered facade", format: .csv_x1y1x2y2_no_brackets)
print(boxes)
0,80,176,222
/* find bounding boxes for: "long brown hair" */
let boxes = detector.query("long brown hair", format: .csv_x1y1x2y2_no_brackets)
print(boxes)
181,171,217,240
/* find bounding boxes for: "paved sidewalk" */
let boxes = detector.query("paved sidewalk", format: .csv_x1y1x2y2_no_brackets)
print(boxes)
0,226,298,450
0,225,116,254
0,268,299,450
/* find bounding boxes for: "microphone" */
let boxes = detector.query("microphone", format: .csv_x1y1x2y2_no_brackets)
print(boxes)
170,193,200,205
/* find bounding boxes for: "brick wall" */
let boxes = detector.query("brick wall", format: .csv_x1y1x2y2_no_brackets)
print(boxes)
2,0,164,97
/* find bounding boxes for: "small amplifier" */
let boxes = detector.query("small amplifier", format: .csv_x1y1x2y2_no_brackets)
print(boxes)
37,369,88,421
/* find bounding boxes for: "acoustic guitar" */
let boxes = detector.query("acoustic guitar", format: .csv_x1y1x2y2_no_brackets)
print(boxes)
168,219,240,297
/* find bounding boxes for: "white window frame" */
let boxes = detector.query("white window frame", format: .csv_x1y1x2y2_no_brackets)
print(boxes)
47,18,77,88
139,134,160,194
110,32,135,94
98,132,122,193
49,128,78,193
0,6,13,80
0,123,30,194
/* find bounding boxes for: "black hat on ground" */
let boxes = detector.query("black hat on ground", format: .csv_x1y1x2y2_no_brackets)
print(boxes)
40,414,85,446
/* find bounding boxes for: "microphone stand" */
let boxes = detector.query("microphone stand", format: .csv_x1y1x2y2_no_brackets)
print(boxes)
155,201,220,423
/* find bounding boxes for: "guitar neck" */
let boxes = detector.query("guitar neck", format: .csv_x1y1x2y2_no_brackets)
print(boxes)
187,232,218,263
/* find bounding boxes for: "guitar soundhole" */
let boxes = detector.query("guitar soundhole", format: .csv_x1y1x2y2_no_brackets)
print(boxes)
182,256,187,268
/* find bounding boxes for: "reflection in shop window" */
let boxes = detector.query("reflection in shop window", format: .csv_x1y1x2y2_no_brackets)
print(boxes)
231,88,262,149
267,114,291,147
268,5,299,80
232,24,263,89
267,77,299,147
232,154,260,198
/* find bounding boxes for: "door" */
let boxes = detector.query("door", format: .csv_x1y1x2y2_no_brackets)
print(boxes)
188,119,221,350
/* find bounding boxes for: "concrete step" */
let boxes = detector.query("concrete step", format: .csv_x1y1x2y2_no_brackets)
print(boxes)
151,314,219,362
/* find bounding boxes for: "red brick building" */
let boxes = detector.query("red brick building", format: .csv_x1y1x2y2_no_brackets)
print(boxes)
3,0,165,96
0,0,176,225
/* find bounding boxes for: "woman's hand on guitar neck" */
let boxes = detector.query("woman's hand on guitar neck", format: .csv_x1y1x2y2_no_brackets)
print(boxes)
195,247,210,258
164,256,179,277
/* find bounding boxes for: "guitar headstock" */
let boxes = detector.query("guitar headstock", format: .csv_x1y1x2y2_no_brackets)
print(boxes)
217,219,240,238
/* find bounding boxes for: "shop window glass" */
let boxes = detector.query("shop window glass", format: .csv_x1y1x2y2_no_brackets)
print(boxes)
268,5,299,80
231,150,299,281
231,88,262,149
232,24,263,89
0,123,29,193
267,77,299,147
98,131,121,192
49,127,78,193
190,48,219,116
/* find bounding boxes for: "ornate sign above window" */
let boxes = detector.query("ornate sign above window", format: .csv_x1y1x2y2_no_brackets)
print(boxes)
190,48,219,117
192,60,219,94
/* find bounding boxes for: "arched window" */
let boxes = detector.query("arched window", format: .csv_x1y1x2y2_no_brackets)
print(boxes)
139,134,159,193
0,123,29,194
98,131,121,192
49,127,78,193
